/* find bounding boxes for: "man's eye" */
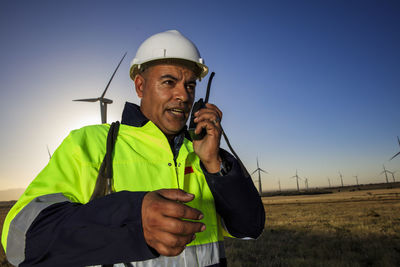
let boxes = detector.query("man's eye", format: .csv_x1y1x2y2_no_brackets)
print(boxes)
163,80,174,85
186,84,196,91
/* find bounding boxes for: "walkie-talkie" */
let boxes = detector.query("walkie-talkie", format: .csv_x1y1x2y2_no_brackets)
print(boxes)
188,72,251,178
188,72,215,140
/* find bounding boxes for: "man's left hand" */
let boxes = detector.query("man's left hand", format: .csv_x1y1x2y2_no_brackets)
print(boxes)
192,103,223,173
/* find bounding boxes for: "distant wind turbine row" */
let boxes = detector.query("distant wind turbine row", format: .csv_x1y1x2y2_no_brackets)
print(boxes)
252,134,400,193
250,156,398,194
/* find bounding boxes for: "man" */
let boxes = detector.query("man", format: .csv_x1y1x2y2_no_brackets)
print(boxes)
2,30,264,266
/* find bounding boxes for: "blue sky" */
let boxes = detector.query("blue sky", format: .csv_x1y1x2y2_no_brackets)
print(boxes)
0,0,399,192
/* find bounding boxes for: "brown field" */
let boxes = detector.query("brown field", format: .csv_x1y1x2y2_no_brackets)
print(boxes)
225,188,400,266
1,188,400,266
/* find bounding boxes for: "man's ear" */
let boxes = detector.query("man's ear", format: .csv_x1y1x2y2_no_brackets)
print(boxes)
134,74,145,98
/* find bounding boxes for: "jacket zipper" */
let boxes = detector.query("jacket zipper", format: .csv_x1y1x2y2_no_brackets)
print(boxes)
175,162,180,189
171,132,184,189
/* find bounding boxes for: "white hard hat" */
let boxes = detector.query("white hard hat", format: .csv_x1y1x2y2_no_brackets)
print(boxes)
130,30,208,80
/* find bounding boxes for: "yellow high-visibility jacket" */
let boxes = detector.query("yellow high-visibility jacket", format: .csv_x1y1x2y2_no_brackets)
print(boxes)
2,103,264,266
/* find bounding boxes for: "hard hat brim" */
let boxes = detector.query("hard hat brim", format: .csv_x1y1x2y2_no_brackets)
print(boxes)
130,58,208,81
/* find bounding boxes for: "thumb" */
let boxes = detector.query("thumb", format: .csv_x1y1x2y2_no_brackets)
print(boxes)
157,189,195,203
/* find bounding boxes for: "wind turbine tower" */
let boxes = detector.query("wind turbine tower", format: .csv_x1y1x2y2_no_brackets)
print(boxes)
278,179,281,192
386,171,396,182
304,177,309,190
74,52,127,124
251,158,268,195
338,172,344,187
353,175,359,186
291,170,301,192
390,171,396,182
327,177,331,188
390,136,400,160
381,165,390,184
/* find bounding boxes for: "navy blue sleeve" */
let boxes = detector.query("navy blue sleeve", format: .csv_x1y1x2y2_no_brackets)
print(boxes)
21,191,158,267
202,149,265,239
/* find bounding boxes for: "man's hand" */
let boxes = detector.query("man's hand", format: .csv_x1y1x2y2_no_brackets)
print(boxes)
141,189,205,256
192,103,223,173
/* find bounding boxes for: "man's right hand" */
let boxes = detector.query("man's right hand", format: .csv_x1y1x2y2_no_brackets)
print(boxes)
141,189,205,256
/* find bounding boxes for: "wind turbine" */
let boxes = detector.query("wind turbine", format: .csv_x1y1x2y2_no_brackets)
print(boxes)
338,171,344,187
353,175,359,186
278,179,281,192
73,52,127,124
380,165,390,184
291,170,301,192
327,177,331,188
304,177,309,190
251,158,268,195
387,170,396,182
390,136,400,160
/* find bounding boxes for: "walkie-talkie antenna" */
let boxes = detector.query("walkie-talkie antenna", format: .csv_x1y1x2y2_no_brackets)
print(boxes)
205,72,251,178
204,72,215,103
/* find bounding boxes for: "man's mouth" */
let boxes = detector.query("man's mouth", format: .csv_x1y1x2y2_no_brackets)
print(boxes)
166,108,187,119
170,108,185,115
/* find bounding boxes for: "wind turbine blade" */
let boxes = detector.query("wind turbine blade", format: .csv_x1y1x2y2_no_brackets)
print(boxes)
397,136,400,146
100,52,127,98
390,151,400,161
260,169,268,173
73,98,99,102
251,169,258,175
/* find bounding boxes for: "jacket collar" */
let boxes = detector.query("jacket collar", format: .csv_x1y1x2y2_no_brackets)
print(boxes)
121,102,149,127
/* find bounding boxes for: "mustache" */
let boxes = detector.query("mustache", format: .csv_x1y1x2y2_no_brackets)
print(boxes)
165,102,191,113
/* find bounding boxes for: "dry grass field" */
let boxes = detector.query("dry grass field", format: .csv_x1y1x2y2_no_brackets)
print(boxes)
225,188,400,266
1,188,399,266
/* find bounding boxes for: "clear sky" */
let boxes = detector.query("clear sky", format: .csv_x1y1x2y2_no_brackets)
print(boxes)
0,0,399,192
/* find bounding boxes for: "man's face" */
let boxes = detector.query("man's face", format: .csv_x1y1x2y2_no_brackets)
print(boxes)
135,64,197,138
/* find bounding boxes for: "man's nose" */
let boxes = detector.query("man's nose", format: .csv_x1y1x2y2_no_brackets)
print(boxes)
174,82,189,102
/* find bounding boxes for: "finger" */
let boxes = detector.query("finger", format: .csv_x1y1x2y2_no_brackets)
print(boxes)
194,108,221,124
156,230,196,249
194,103,222,121
157,188,195,203
162,201,204,220
160,216,206,235
194,112,221,126
194,120,221,135
153,241,187,257
205,103,222,119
